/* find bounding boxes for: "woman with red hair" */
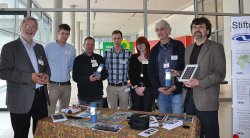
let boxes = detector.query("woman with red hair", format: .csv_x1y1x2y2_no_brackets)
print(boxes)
128,36,154,111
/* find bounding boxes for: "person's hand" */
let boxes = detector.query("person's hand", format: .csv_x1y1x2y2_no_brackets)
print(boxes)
89,74,97,82
89,74,101,81
158,87,172,95
32,73,46,84
135,87,145,96
183,79,199,88
95,75,101,80
166,85,176,93
40,73,49,84
157,87,166,93
171,69,180,77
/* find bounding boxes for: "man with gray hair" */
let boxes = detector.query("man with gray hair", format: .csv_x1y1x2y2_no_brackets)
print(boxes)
0,16,50,137
148,20,185,114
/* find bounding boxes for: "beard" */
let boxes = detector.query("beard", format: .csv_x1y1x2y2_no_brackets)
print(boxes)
194,31,203,41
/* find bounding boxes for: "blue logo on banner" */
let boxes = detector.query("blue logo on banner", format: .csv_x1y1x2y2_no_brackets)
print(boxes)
232,34,250,42
237,131,244,135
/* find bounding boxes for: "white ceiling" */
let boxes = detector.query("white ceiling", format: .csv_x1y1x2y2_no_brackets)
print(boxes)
34,0,193,36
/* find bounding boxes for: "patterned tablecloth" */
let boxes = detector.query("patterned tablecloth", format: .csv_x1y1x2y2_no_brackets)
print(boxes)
34,109,200,138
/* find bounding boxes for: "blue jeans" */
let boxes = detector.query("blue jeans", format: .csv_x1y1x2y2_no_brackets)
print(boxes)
157,93,183,114
78,98,104,108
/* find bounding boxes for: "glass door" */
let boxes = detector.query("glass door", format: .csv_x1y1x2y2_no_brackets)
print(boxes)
0,12,26,111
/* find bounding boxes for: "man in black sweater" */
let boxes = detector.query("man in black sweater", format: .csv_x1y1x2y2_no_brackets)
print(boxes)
73,37,108,107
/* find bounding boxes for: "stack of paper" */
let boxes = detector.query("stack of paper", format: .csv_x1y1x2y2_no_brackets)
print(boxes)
162,120,183,130
138,128,159,137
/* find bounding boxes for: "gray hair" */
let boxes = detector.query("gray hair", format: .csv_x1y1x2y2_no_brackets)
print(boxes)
20,16,38,29
156,20,172,34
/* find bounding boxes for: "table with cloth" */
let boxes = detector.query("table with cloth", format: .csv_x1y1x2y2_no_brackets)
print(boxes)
34,108,200,138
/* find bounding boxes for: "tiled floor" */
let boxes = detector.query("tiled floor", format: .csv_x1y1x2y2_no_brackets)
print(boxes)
0,111,34,138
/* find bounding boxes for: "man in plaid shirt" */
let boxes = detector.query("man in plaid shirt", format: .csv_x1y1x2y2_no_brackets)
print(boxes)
104,30,132,110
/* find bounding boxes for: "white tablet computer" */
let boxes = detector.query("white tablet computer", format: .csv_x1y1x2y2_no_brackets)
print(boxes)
178,64,198,82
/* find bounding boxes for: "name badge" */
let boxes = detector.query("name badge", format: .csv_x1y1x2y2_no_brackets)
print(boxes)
125,87,130,92
142,61,149,64
171,55,178,60
38,57,44,66
65,50,72,56
91,60,98,67
163,63,169,68
119,59,126,64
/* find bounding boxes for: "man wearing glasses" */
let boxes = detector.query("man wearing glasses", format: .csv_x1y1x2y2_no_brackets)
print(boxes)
0,17,51,137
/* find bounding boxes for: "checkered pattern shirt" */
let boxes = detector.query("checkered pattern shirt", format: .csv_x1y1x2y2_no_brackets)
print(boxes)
104,48,131,84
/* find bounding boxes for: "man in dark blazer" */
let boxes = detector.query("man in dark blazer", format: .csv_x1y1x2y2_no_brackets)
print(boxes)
0,17,51,138
183,17,226,138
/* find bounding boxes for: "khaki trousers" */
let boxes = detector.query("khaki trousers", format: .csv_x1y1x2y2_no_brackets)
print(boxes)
48,83,71,115
106,85,129,110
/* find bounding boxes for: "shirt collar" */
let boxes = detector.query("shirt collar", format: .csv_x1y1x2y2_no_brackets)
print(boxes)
160,42,172,49
20,36,36,48
83,52,94,58
55,40,66,47
112,47,124,53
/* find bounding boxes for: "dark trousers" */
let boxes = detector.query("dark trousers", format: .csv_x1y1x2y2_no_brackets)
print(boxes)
184,89,219,138
131,87,154,112
10,87,48,138
78,97,104,108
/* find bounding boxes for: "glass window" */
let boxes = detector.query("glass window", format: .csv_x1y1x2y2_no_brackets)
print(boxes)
0,15,15,33
0,14,25,109
0,0,26,8
148,0,194,11
32,0,87,9
32,12,43,43
91,0,143,10
0,15,23,48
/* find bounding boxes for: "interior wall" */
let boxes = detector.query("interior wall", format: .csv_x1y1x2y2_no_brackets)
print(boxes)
244,0,250,13
145,5,194,40
223,0,239,85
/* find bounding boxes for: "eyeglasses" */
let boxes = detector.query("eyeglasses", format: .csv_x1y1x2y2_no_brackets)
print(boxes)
23,24,37,30
155,27,167,32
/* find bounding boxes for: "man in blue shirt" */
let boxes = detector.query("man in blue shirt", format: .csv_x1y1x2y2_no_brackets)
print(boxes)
45,24,76,115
